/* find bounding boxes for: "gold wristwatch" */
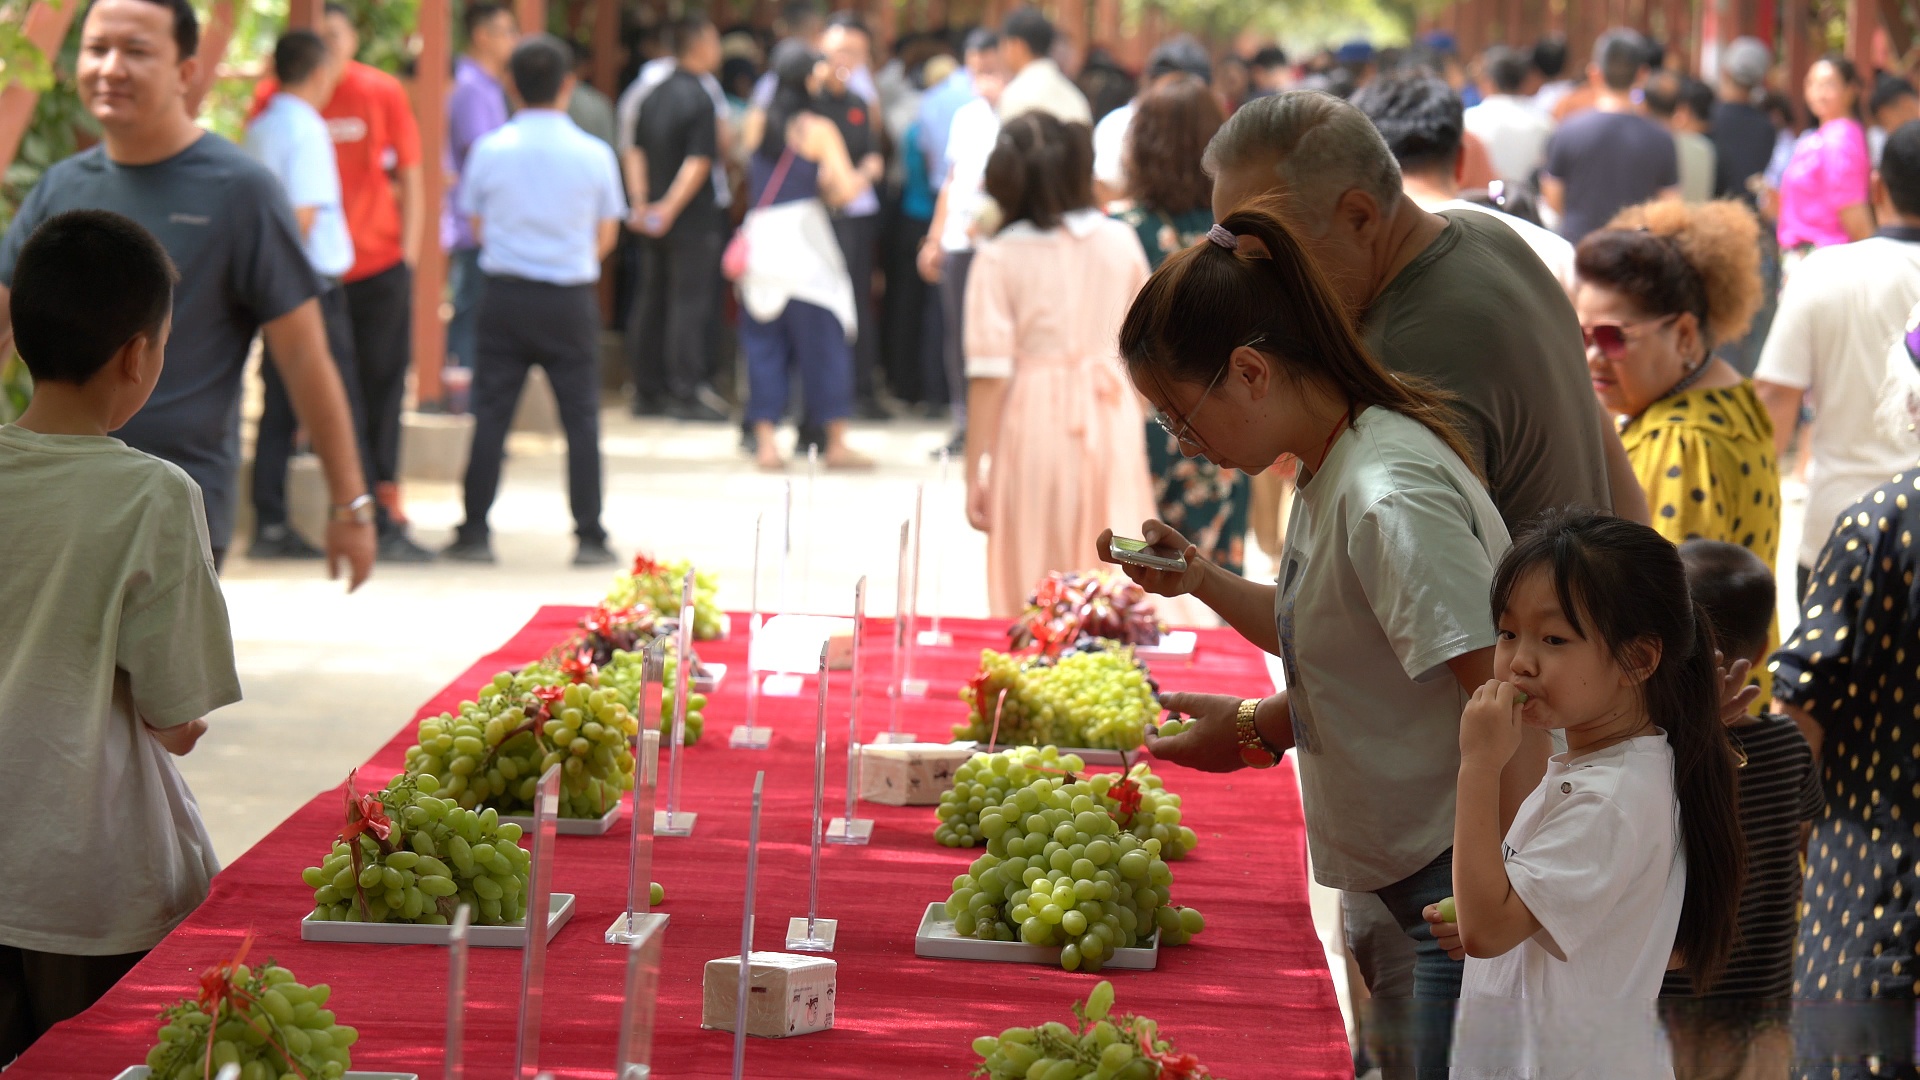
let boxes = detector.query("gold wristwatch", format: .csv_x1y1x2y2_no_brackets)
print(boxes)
329,493,375,526
1236,698,1279,769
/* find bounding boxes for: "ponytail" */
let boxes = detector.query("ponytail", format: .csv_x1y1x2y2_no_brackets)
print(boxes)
1491,510,1746,991
1116,195,1479,479
1657,599,1745,993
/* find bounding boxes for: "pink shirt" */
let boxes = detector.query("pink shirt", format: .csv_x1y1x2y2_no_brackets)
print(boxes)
1777,117,1870,249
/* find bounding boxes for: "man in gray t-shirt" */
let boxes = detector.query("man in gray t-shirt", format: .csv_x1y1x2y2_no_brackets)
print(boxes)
0,0,372,584
1207,91,1639,536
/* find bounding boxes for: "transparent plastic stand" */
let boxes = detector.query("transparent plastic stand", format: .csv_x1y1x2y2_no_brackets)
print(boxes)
731,512,771,750
916,452,953,648
445,903,472,1080
786,644,838,952
655,568,698,837
515,767,561,1080
881,520,919,743
826,576,873,846
764,487,806,698
733,772,766,1080
901,483,928,694
615,905,666,1080
801,446,818,614
776,480,793,621
608,654,668,942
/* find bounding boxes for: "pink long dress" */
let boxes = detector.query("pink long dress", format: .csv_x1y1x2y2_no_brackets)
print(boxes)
965,209,1157,618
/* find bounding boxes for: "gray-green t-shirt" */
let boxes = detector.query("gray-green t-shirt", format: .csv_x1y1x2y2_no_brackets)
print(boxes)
0,134,321,551
1362,209,1612,533
1277,407,1510,892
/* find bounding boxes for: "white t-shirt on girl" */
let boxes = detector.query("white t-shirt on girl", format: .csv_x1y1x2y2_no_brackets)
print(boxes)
1452,733,1686,1079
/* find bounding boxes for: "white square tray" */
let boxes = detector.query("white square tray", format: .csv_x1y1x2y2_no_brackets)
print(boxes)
117,1072,415,1080
300,892,574,947
693,661,726,694
502,803,620,835
1134,631,1196,658
913,902,1157,970
958,742,1132,767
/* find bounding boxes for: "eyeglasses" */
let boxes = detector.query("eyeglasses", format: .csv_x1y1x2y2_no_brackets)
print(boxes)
1581,314,1681,360
1152,345,1245,451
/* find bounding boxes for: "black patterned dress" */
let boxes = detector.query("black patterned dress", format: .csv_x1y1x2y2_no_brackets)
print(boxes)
1769,469,1920,1079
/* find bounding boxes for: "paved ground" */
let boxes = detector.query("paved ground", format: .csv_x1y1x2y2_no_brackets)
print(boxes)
184,413,986,862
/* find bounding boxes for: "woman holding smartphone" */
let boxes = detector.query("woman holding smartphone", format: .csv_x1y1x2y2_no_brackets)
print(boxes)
1099,196,1550,1077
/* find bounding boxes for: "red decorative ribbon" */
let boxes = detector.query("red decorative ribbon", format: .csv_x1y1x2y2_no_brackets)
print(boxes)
559,649,596,684
340,770,392,920
196,932,309,1080
630,552,665,578
1138,1030,1207,1079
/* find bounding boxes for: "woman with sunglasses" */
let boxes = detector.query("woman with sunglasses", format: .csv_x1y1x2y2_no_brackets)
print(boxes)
1105,196,1542,1075
1576,198,1777,702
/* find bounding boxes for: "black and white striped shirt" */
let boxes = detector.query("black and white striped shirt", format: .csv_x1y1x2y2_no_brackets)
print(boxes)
1662,714,1823,1000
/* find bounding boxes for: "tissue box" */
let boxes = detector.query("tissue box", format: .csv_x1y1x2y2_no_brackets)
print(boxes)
859,743,979,806
701,952,836,1037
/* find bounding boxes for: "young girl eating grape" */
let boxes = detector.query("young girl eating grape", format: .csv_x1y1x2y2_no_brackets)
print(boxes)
1432,511,1746,1078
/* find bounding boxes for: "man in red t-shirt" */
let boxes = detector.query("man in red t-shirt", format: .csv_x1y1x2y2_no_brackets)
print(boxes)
252,2,431,561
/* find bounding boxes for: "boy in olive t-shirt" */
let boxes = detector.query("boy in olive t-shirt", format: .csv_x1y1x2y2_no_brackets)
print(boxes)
0,211,239,1060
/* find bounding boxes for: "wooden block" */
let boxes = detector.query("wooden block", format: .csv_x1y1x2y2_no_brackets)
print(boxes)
859,743,979,806
701,952,836,1038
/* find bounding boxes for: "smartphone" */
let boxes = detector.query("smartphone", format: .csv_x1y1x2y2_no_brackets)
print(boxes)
1108,535,1187,573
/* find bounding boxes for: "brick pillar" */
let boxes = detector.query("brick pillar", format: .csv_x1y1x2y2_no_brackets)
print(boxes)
414,0,452,405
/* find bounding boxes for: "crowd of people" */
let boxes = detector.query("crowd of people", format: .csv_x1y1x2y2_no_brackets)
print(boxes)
4,0,1920,1075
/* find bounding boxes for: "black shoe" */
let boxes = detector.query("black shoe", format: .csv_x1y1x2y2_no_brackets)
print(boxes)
377,529,436,564
693,383,733,416
932,431,965,460
797,422,827,455
440,536,497,564
854,397,892,421
573,538,619,567
250,524,324,560
669,396,728,422
630,396,668,418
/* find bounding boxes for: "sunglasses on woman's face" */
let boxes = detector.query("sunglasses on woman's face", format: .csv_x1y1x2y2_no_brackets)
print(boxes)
1581,314,1680,360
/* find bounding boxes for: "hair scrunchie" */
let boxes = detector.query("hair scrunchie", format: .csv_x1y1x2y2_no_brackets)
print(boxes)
1206,223,1237,250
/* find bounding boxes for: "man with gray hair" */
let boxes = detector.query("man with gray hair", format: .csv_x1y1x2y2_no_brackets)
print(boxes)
1206,89,1644,1079
1207,89,1644,535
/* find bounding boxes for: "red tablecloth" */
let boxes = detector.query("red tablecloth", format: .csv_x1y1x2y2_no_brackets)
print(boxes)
10,610,1347,1079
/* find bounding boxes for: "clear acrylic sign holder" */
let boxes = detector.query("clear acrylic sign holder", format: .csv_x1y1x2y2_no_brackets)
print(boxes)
801,445,818,613
608,641,668,942
732,771,766,1080
881,520,918,743
917,453,953,648
901,483,930,694
731,511,772,749
762,484,806,699
826,576,873,845
515,766,561,1080
615,905,666,1080
655,569,698,836
444,903,472,1080
786,643,837,952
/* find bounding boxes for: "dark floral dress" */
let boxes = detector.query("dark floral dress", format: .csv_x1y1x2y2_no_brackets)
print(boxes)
1117,205,1250,575
1769,469,1920,1079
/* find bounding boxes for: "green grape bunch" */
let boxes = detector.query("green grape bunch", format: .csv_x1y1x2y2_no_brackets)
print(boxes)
936,749,1199,860
303,773,531,927
956,647,1158,751
145,959,359,1080
605,553,725,640
969,980,1213,1080
403,670,639,819
941,769,1205,972
599,647,707,745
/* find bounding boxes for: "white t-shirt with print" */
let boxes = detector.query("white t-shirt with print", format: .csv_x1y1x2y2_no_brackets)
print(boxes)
1755,235,1920,566
1277,406,1510,892
0,425,239,955
1452,734,1685,1079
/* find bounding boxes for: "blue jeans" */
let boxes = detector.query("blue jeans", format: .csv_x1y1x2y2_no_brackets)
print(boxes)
444,246,485,370
740,299,854,425
1343,848,1463,1080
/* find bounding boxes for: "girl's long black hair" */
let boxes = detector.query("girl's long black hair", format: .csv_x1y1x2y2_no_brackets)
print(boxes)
1490,509,1746,992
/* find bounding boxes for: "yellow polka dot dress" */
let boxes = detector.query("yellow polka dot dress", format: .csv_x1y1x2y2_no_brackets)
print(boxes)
1621,381,1781,699
1770,471,1920,1078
